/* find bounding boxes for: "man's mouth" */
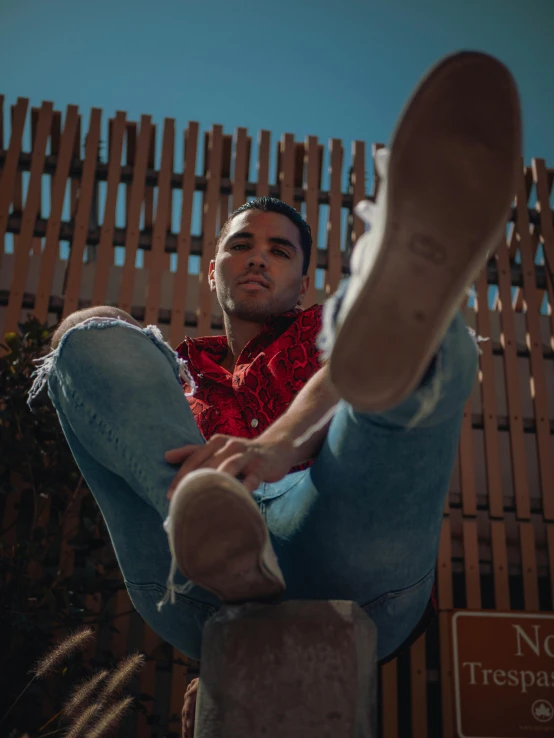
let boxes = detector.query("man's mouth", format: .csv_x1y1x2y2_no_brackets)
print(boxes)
238,281,268,291
238,277,269,289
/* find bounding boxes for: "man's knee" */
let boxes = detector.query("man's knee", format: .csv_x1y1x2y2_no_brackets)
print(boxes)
50,307,141,350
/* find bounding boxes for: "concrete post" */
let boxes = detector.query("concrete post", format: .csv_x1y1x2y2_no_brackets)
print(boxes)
194,600,377,737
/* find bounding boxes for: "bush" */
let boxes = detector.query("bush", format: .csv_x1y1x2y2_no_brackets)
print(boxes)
0,317,125,735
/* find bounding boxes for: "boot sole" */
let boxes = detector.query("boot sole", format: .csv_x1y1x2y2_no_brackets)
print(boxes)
167,469,286,603
330,51,521,412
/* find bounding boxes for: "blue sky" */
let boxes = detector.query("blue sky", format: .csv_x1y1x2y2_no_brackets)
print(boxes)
1,0,553,165
1,0,552,300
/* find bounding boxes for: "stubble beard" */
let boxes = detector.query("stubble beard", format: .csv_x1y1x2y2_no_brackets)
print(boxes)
223,295,274,323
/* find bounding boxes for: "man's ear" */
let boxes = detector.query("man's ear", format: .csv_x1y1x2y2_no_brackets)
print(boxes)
296,274,310,306
208,260,216,292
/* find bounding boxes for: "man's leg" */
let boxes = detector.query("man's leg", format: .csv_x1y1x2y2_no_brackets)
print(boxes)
29,314,219,660
252,50,520,661
255,309,478,661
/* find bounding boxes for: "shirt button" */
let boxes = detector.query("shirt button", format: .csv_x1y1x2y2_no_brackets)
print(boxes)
251,418,259,428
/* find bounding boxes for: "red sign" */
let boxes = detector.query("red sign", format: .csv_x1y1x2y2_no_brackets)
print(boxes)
451,610,554,737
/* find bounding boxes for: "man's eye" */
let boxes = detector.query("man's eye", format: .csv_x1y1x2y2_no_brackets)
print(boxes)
273,248,289,258
231,243,248,250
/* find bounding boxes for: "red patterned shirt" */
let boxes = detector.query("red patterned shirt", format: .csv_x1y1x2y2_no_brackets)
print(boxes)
175,304,437,660
175,305,324,445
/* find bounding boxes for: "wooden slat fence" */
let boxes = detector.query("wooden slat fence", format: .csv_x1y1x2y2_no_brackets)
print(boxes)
1,96,553,737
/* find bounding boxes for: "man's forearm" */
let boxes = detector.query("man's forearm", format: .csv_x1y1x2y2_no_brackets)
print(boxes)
259,365,340,466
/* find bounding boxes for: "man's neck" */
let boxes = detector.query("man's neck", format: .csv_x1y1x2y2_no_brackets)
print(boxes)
222,314,265,371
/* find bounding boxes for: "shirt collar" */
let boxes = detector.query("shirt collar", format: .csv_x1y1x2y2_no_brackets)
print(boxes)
177,305,318,376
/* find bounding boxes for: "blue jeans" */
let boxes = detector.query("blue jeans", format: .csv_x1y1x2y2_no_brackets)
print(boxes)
28,298,478,663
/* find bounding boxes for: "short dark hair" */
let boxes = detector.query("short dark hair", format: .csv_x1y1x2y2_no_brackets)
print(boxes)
216,197,312,275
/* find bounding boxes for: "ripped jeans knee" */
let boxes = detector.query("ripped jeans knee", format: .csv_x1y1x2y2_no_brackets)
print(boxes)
27,317,196,412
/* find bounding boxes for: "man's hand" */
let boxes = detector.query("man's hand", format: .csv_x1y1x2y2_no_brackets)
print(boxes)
165,434,296,499
182,678,198,738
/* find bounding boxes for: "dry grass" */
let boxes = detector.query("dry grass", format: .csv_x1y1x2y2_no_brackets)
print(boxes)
1,631,145,738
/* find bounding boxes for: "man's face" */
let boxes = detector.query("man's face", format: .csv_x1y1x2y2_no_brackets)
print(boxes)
209,210,309,323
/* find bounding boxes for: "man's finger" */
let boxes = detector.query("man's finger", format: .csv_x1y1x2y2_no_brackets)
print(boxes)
167,438,232,498
164,445,201,463
218,449,255,479
242,473,261,494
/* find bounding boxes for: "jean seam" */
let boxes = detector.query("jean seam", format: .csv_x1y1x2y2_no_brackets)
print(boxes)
124,580,218,617
360,566,435,611
259,474,304,504
52,379,163,512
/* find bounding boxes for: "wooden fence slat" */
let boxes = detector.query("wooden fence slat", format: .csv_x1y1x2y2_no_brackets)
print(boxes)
46,111,63,249
438,518,453,611
61,110,102,318
256,130,270,198
293,142,305,201
9,105,24,327
278,133,295,207
142,124,158,272
548,525,554,610
231,127,249,214
34,106,79,322
118,115,152,314
439,613,455,738
410,635,428,738
515,230,544,311
144,124,156,231
0,97,28,275
325,138,343,296
520,522,539,611
50,110,61,156
49,110,62,224
87,111,126,311
532,159,554,345
381,659,398,738
68,115,81,221
219,134,232,229
514,162,554,520
475,267,504,518
57,485,87,583
459,398,477,518
30,107,44,258
137,625,162,738
169,650,188,735
496,226,531,520
125,121,137,223
491,520,510,610
25,106,40,257
437,519,454,737
350,140,366,248
169,122,199,347
509,167,532,264
3,101,53,336
144,118,175,326
27,493,52,583
511,167,533,311
197,124,223,337
463,519,481,609
304,135,320,308
109,587,133,659
2,474,23,582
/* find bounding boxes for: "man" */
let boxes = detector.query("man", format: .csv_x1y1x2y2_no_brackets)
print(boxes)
29,51,520,734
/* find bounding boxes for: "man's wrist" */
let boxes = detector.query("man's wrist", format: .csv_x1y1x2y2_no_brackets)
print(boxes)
257,429,312,467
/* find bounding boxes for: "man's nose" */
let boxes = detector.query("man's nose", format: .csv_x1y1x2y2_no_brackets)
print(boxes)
246,250,268,269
